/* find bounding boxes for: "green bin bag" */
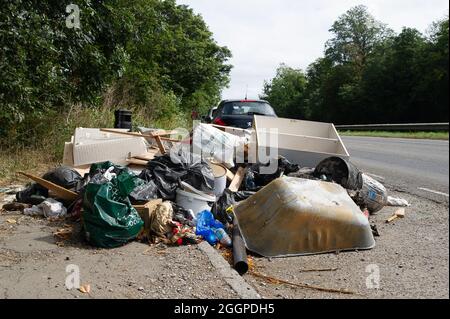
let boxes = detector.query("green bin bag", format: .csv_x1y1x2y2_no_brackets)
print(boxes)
83,164,144,248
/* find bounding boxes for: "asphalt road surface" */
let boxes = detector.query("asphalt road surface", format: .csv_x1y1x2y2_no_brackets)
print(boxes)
342,136,449,203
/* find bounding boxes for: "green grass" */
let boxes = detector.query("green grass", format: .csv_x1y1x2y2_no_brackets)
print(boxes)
0,105,191,185
339,130,449,140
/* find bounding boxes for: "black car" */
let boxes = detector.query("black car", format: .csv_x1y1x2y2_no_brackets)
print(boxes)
206,99,277,129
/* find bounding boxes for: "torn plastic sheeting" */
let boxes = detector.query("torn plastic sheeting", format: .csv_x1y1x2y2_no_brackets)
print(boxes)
387,196,410,207
16,183,48,205
233,177,375,258
23,198,67,218
212,189,256,225
16,167,82,205
243,156,300,192
139,153,215,200
42,166,82,190
192,123,245,168
129,180,159,203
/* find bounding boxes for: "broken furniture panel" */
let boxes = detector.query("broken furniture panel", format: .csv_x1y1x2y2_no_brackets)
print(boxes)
65,128,148,167
252,116,350,167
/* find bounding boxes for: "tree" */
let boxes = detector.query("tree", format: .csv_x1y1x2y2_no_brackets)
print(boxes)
0,0,233,140
419,16,449,122
326,5,392,72
362,28,428,123
261,64,308,119
266,7,448,125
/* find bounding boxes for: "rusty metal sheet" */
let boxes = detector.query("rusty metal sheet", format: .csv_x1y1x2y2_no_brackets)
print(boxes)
233,177,375,257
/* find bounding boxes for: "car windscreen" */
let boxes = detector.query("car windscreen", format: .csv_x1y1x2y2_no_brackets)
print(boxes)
222,102,276,116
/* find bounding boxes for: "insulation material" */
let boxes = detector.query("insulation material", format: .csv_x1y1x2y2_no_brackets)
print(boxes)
66,128,148,167
387,196,410,207
233,177,375,257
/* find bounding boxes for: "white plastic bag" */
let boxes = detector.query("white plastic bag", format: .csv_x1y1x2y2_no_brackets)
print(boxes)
24,198,67,218
387,196,410,207
192,124,245,168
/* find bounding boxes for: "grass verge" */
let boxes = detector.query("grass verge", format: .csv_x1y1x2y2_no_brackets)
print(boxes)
339,130,449,140
0,105,191,185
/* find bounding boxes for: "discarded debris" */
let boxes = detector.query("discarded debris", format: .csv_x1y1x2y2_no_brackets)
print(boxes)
355,174,388,213
82,162,144,248
297,267,339,273
251,116,350,167
228,166,247,192
192,123,245,168
232,220,248,275
196,210,228,246
54,225,73,241
79,284,91,294
2,202,31,212
251,271,356,295
24,198,67,218
0,185,24,195
3,116,417,299
139,153,215,200
18,172,79,202
387,196,410,207
386,208,406,223
314,156,362,190
64,128,148,167
234,177,375,257
371,224,381,237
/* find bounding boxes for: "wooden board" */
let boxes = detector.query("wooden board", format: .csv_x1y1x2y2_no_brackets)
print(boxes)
225,168,235,182
100,128,179,138
154,135,166,154
18,172,79,202
126,158,148,166
228,167,248,192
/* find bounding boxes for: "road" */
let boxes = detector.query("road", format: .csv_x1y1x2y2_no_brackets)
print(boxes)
342,136,449,202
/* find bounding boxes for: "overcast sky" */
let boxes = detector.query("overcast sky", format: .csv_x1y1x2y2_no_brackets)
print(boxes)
177,0,449,100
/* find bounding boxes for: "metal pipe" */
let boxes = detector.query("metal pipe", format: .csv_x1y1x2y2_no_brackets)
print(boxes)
232,220,248,275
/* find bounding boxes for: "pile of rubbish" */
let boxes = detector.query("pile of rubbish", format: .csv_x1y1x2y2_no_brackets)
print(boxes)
3,118,410,275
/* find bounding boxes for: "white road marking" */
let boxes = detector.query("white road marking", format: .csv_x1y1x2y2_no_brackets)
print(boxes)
365,173,385,181
418,187,449,197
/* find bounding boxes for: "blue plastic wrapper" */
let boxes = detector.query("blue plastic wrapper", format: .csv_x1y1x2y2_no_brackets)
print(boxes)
196,210,225,245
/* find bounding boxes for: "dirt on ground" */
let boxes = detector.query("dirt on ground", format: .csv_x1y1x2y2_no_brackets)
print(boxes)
0,189,448,299
0,208,238,299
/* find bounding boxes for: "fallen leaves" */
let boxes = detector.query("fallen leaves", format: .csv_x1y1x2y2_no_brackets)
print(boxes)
250,271,356,295
6,218,17,224
53,225,73,241
79,284,91,294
